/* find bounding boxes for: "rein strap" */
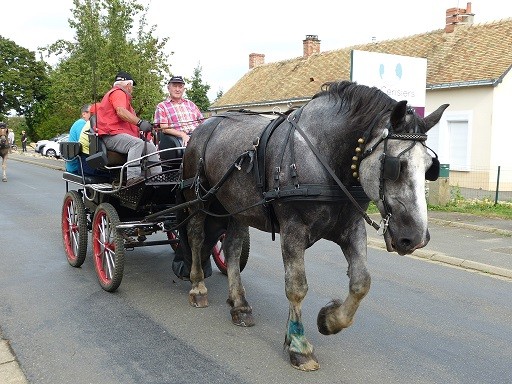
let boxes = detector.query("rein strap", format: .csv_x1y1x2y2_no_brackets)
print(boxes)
287,111,380,231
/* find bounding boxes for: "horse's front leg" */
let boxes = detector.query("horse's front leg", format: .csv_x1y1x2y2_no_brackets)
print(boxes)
317,224,371,334
225,222,254,327
2,156,6,182
186,211,209,308
281,228,319,371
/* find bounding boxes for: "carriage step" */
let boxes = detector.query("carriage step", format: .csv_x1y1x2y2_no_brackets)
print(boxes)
89,183,116,191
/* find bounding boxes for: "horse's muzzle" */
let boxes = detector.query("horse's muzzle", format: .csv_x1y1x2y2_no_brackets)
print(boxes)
384,228,430,255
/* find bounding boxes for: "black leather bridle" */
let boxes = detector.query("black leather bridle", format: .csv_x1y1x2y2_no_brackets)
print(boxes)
356,113,440,233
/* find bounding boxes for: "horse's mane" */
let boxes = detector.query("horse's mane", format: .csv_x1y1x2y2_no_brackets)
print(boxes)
312,81,397,132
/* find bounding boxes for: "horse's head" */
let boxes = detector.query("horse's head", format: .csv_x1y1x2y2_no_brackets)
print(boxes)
358,101,449,255
0,127,8,148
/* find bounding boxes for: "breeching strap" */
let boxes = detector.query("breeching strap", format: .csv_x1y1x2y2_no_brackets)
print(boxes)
287,112,381,231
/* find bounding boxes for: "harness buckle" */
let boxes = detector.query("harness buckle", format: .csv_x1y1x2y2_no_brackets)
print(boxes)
377,214,392,236
274,166,281,181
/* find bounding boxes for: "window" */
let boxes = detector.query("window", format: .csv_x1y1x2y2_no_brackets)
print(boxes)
426,111,471,171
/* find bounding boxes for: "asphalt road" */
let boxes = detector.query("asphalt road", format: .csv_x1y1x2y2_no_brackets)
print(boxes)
1,159,511,383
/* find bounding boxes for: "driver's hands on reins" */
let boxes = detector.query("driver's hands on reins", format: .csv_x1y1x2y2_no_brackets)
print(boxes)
137,119,153,133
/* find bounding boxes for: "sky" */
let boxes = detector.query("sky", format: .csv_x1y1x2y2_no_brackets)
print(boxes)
1,0,512,101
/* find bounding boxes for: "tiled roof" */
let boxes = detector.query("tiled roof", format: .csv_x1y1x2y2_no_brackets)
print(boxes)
213,18,512,109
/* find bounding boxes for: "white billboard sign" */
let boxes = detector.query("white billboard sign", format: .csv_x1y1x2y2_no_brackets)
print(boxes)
350,50,427,116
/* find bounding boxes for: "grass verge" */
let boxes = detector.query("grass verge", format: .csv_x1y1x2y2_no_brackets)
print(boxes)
367,200,512,220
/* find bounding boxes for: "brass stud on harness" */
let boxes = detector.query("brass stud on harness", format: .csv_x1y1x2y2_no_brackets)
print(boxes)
352,137,365,179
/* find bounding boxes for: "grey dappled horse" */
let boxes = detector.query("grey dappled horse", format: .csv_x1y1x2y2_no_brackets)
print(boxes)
0,126,10,181
180,81,449,371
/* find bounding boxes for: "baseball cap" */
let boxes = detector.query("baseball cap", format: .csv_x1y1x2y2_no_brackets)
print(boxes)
114,71,137,85
168,76,185,84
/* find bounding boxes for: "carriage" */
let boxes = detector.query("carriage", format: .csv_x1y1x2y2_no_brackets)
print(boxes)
60,134,250,292
60,80,449,371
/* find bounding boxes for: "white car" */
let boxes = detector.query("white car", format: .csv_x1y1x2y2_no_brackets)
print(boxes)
41,134,70,157
35,133,68,154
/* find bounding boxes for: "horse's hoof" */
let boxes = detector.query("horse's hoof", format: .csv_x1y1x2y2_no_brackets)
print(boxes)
317,299,343,335
189,293,208,308
289,351,320,371
230,309,255,327
2,178,6,182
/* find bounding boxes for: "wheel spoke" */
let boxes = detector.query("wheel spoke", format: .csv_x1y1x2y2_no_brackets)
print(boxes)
98,214,117,280
92,203,124,292
62,191,88,268
71,231,79,255
67,203,81,256
104,247,115,279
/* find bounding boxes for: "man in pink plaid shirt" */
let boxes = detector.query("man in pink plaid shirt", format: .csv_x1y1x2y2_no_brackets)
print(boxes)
153,76,203,147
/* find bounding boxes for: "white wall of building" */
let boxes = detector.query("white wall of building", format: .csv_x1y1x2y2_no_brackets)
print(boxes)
490,70,512,168
426,87,493,169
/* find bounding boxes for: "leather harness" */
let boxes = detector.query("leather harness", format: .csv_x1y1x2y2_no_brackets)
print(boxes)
181,108,372,239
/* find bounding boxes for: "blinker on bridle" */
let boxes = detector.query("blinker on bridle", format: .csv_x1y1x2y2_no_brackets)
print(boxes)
350,110,440,234
351,122,440,182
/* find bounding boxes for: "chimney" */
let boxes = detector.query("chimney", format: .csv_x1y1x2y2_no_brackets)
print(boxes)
303,35,321,58
445,2,474,33
249,53,265,69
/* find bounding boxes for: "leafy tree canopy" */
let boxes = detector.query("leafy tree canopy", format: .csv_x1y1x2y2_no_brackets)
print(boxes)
0,36,49,120
33,0,173,139
185,64,211,112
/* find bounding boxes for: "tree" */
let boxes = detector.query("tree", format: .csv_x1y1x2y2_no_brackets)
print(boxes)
33,0,172,139
0,36,49,134
214,89,224,103
185,64,210,112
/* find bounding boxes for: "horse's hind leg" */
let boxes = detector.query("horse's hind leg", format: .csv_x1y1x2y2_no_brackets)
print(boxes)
225,222,254,327
317,229,371,335
186,211,209,307
1,156,6,182
281,228,319,371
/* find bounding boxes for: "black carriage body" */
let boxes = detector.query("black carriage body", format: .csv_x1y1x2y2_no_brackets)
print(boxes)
60,139,185,291
59,137,247,292
62,168,179,216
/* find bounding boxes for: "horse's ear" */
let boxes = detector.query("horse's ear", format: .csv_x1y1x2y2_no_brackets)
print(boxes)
424,104,449,132
390,100,408,129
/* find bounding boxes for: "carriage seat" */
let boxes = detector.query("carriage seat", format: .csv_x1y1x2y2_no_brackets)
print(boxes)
158,131,184,160
60,141,82,161
157,131,184,170
60,141,110,183
75,114,126,170
86,132,127,170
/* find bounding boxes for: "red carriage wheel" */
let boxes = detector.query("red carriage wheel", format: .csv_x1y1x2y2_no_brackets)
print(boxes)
61,190,88,267
92,203,125,292
167,229,179,252
211,227,250,275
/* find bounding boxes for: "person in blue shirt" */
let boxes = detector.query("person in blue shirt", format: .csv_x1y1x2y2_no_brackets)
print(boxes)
65,104,91,173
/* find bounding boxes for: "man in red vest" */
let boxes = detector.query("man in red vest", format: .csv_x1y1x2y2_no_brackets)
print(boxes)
96,71,162,185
